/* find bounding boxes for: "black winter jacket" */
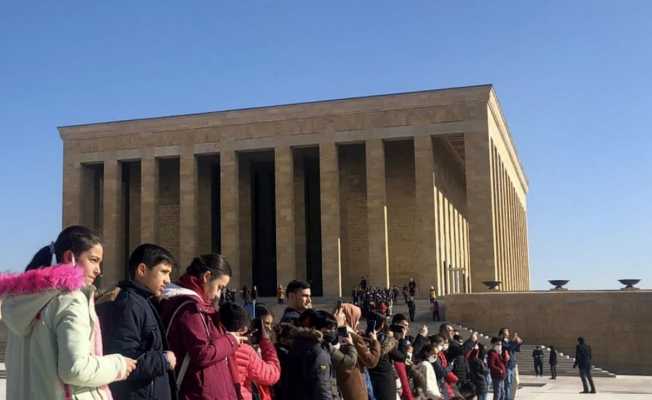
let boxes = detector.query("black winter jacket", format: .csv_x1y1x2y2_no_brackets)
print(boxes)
368,335,398,400
277,328,338,400
574,343,593,370
97,281,176,400
469,357,489,394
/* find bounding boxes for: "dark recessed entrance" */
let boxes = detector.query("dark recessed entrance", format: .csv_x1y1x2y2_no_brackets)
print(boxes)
302,151,323,296
251,158,277,296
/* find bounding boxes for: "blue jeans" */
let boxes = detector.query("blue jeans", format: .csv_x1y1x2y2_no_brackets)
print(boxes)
493,378,505,400
504,368,516,400
363,369,376,400
478,392,488,400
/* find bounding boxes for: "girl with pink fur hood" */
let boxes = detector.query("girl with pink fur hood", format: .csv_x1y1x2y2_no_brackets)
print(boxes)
0,226,136,399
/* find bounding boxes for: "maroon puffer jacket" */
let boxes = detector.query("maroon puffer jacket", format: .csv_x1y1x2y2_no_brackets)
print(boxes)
159,274,239,400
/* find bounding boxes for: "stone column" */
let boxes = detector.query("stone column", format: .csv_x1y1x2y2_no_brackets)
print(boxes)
366,139,390,289
437,191,446,295
497,157,507,291
275,146,296,288
62,143,81,227
221,150,241,289
507,176,516,292
413,136,438,297
524,206,531,289
179,146,197,270
293,153,307,281
140,155,157,244
102,159,122,289
465,128,497,292
319,142,342,297
443,198,452,293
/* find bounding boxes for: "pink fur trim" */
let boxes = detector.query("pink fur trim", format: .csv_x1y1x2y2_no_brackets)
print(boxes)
0,264,85,296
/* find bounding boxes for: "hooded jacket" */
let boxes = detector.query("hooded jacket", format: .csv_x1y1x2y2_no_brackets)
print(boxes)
0,265,127,400
157,274,238,400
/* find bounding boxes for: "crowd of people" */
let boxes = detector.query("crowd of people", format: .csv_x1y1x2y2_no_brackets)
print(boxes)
0,224,597,399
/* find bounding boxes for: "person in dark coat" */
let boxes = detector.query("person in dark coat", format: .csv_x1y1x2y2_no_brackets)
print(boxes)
158,254,244,400
407,296,416,322
549,346,558,380
532,346,544,377
280,280,312,324
573,337,597,394
276,309,353,400
360,276,368,291
367,313,399,400
97,244,177,400
468,344,489,400
408,278,417,297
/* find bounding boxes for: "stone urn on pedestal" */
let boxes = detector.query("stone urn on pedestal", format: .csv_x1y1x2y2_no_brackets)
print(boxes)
482,280,501,291
619,279,641,291
548,280,569,291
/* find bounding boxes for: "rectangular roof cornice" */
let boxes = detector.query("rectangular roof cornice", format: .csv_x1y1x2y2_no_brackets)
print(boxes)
58,84,493,140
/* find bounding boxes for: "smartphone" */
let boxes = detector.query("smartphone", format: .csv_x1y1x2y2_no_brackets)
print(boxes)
337,326,349,337
249,318,263,345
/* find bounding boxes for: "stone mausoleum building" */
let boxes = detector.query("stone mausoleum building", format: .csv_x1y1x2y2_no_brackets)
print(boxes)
59,85,529,297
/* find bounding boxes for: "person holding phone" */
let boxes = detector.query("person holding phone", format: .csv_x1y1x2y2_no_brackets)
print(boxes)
220,303,280,400
332,306,363,400
338,303,381,400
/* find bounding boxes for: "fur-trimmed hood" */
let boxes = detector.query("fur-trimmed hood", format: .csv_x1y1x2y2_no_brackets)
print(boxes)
0,264,86,336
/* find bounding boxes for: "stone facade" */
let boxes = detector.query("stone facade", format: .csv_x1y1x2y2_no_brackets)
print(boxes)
59,85,529,297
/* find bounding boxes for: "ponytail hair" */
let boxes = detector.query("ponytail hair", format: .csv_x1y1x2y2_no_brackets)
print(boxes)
26,225,102,271
185,254,232,281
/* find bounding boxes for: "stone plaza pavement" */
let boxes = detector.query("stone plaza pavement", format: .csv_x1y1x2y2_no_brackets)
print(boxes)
517,375,652,399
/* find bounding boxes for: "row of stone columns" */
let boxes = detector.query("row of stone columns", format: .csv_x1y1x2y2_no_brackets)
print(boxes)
491,140,528,291
65,136,478,296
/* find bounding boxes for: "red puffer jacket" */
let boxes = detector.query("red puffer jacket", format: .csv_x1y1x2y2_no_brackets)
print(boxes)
233,337,281,400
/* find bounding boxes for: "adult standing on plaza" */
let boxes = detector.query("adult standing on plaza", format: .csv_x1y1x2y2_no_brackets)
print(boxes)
532,346,544,377
429,286,437,304
488,337,507,400
280,279,312,323
407,296,416,322
1,226,137,399
498,328,523,400
573,337,597,394
408,278,417,297
549,346,558,380
360,276,368,291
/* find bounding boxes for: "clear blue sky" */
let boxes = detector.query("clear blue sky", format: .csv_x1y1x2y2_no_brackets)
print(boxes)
1,1,650,290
